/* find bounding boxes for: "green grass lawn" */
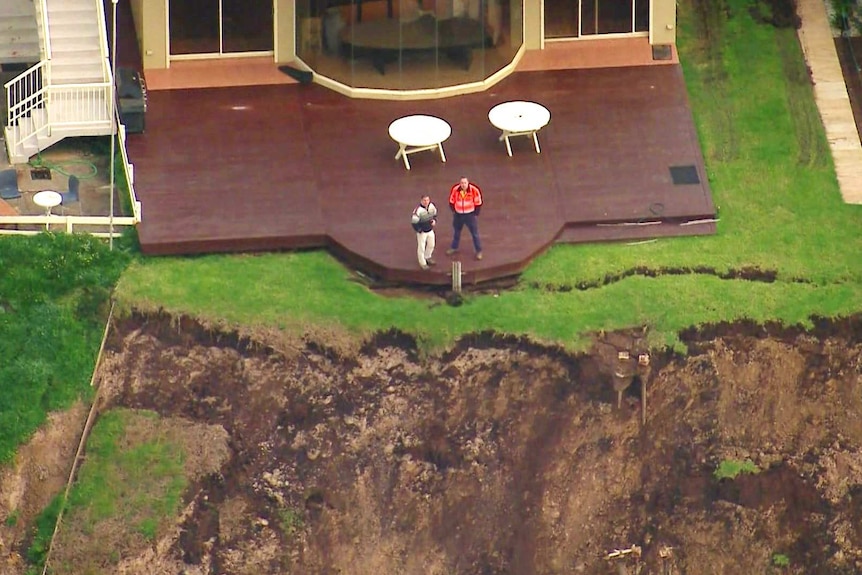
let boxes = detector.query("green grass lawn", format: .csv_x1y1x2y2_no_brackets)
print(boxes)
115,0,862,352
0,234,128,463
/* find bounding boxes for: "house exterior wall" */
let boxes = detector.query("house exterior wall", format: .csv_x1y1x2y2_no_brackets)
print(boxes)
523,0,541,49
130,0,168,69
652,0,677,45
275,0,294,63
135,0,676,72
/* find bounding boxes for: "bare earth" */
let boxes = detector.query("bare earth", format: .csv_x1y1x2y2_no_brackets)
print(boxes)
2,313,862,574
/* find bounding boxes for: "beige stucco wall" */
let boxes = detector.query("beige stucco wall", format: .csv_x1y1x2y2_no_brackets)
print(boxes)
130,0,168,69
651,0,677,45
275,0,295,63
127,0,143,48
523,0,541,49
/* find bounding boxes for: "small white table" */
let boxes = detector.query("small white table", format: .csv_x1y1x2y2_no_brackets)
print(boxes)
33,190,62,230
388,115,451,170
488,101,551,157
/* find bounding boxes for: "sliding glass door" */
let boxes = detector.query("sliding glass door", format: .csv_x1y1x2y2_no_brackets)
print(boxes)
545,0,649,39
170,0,273,56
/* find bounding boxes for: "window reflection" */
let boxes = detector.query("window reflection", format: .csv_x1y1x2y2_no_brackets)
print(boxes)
170,0,273,56
297,0,521,92
548,0,649,38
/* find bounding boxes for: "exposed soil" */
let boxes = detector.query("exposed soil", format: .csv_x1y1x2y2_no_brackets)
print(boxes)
2,313,862,574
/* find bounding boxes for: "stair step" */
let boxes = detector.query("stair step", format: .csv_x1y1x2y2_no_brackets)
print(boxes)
0,0,40,67
0,0,37,18
46,0,97,10
0,36,40,50
48,9,99,26
0,44,39,56
50,36,101,52
51,60,103,72
51,62,105,83
0,45,41,65
1,15,38,32
50,75,105,85
47,23,99,40
51,50,103,65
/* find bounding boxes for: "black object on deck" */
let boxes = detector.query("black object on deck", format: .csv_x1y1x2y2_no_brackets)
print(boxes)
117,68,147,134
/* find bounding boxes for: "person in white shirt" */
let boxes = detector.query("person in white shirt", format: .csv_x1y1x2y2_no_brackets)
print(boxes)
411,195,438,270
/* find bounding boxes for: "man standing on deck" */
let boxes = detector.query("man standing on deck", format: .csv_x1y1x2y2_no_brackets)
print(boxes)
411,194,438,270
446,176,483,260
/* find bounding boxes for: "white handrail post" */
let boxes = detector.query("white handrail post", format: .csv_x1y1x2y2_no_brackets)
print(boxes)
109,0,119,249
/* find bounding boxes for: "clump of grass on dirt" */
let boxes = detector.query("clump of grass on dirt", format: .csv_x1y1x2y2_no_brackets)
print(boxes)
25,493,64,569
278,506,305,537
714,458,761,480
27,409,187,573
772,552,791,567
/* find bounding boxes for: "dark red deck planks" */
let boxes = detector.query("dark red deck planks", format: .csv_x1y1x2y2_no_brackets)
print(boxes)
126,64,715,285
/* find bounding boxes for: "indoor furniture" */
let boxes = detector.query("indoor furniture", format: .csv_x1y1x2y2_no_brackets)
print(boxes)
341,16,486,74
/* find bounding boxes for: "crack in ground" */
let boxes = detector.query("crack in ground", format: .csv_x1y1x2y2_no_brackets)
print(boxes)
528,265,816,291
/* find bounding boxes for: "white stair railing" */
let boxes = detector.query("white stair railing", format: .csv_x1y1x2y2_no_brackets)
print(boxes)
0,0,141,235
35,0,51,61
5,62,49,144
47,80,113,128
4,0,112,160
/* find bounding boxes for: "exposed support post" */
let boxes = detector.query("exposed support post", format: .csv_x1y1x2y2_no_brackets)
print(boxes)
452,261,462,293
638,353,651,425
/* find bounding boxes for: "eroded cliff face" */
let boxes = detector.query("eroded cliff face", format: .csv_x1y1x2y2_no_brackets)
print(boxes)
3,314,862,575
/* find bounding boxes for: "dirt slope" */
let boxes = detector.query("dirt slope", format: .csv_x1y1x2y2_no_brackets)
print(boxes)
2,314,862,574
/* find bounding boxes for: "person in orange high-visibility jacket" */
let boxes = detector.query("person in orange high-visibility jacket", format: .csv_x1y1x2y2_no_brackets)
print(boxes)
446,176,483,260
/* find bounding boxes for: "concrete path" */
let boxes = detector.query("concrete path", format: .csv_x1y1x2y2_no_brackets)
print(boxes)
797,0,862,204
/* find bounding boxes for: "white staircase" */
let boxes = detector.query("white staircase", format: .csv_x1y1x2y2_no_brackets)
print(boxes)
47,0,106,84
4,0,113,163
0,0,41,66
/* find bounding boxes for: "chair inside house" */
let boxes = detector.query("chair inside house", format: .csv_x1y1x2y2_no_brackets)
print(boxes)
0,169,22,200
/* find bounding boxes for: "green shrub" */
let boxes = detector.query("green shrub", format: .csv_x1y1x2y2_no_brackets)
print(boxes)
278,507,304,536
772,552,790,567
26,494,65,568
4,509,19,527
714,459,761,480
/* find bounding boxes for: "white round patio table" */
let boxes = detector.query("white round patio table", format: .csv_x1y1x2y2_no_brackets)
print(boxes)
33,190,62,230
388,115,451,170
488,101,551,157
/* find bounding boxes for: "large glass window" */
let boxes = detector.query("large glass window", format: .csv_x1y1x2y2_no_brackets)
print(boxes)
545,0,649,38
170,0,273,56
297,0,521,91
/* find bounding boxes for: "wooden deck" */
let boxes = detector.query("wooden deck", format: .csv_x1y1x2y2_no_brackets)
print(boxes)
126,64,715,285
